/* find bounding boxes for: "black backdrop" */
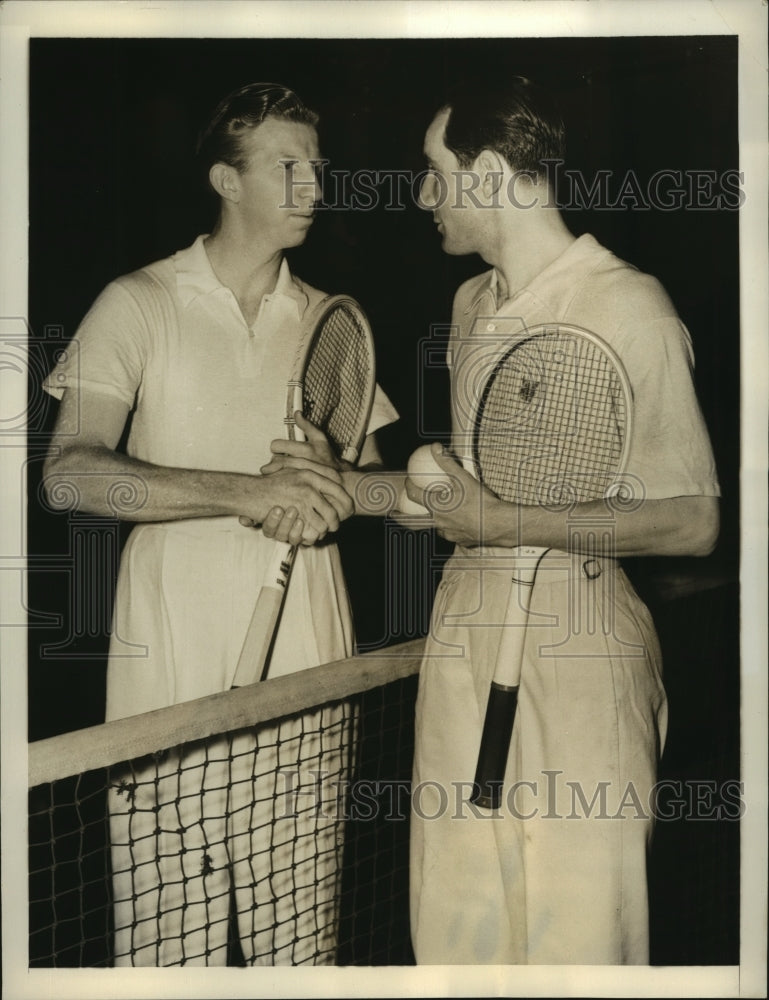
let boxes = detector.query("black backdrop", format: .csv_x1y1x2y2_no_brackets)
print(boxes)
26,35,740,964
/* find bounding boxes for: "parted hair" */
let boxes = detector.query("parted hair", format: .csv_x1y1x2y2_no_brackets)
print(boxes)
196,82,319,178
441,75,565,177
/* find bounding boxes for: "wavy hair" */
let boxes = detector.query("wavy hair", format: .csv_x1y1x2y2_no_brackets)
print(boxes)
196,82,319,178
441,76,565,177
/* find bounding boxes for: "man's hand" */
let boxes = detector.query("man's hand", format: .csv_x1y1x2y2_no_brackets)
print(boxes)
249,410,354,545
261,412,348,476
396,446,721,558
240,464,354,546
255,412,358,543
398,444,515,548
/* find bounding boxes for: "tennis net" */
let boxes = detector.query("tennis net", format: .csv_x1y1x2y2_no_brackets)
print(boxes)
28,638,424,968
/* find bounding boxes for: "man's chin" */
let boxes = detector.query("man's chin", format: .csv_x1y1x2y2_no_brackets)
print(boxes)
436,229,473,257
441,238,468,257
283,230,312,250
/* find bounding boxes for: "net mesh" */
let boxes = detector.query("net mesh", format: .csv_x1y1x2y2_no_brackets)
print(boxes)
475,329,629,505
303,303,375,462
28,644,421,968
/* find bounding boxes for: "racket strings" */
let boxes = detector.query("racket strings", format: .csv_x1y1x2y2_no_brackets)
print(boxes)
303,306,374,458
476,333,628,505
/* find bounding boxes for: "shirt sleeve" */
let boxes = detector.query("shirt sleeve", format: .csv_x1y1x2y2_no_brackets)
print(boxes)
365,383,399,436
42,278,149,408
618,315,720,501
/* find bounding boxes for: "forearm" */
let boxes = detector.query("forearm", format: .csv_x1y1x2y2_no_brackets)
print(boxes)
343,467,408,517
43,444,263,521
484,495,720,558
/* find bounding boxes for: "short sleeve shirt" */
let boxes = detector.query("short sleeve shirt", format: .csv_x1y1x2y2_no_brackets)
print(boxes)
446,234,719,501
43,235,398,475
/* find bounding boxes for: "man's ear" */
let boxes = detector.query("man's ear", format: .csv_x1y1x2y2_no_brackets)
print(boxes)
476,149,505,201
209,162,240,203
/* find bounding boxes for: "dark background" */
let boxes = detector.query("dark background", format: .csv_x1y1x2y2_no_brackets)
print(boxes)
26,36,740,965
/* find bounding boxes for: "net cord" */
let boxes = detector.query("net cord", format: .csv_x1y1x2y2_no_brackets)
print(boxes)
29,638,425,788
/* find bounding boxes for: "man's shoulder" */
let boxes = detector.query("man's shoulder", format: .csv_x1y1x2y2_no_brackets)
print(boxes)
83,255,180,332
112,255,176,297
574,238,677,322
94,257,180,326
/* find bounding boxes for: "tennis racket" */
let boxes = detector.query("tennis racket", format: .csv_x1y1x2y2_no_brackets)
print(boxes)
231,294,376,688
468,322,633,809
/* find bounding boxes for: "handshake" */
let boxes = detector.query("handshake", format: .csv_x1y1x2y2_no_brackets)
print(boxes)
242,416,478,548
239,412,356,548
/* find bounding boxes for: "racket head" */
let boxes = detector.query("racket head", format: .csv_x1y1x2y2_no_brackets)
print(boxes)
289,294,376,463
471,323,633,507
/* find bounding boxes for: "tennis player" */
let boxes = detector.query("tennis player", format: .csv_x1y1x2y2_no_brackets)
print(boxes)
398,77,720,964
42,82,397,965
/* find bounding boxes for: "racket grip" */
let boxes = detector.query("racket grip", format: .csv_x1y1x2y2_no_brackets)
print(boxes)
470,682,519,810
231,541,296,688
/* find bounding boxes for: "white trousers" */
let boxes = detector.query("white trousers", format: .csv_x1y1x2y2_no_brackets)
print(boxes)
106,519,355,966
109,717,351,966
410,548,668,965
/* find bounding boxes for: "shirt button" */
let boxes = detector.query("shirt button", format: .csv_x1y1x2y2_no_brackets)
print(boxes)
486,323,496,332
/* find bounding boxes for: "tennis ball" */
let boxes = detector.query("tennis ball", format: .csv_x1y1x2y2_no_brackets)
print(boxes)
408,443,451,479
397,487,430,516
397,445,453,515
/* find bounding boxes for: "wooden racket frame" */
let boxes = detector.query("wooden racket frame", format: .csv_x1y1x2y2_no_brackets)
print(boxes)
469,323,633,808
231,295,376,689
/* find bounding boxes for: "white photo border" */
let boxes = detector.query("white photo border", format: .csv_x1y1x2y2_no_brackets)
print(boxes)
1,2,766,998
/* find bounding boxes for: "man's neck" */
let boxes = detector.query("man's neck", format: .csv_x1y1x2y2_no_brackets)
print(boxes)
204,227,284,310
490,214,575,307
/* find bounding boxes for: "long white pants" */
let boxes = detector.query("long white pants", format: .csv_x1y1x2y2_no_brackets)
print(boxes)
410,548,667,965
106,519,355,966
108,717,351,966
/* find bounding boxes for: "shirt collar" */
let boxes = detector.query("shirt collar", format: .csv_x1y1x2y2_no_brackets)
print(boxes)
267,256,310,319
465,270,497,313
463,234,603,315
174,235,309,317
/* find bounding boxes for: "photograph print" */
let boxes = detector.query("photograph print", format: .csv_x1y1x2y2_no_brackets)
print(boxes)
1,3,766,999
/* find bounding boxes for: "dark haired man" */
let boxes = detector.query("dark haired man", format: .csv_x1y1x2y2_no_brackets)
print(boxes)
402,77,719,965
43,82,397,965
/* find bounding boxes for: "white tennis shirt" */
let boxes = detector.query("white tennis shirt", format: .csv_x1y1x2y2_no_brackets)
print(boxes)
45,235,397,473
44,236,398,717
446,233,720,502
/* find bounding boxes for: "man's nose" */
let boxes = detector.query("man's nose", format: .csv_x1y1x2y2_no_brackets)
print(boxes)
419,173,436,209
419,172,444,211
290,163,321,205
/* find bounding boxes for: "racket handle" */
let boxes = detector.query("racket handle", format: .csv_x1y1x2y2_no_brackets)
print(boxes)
471,682,519,810
489,548,542,687
470,546,546,809
231,541,297,688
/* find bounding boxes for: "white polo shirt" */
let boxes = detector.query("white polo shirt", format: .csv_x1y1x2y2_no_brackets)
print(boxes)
44,236,398,717
45,235,397,474
446,233,719,501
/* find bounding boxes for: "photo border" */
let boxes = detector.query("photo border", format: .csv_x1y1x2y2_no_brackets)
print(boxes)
2,2,766,998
